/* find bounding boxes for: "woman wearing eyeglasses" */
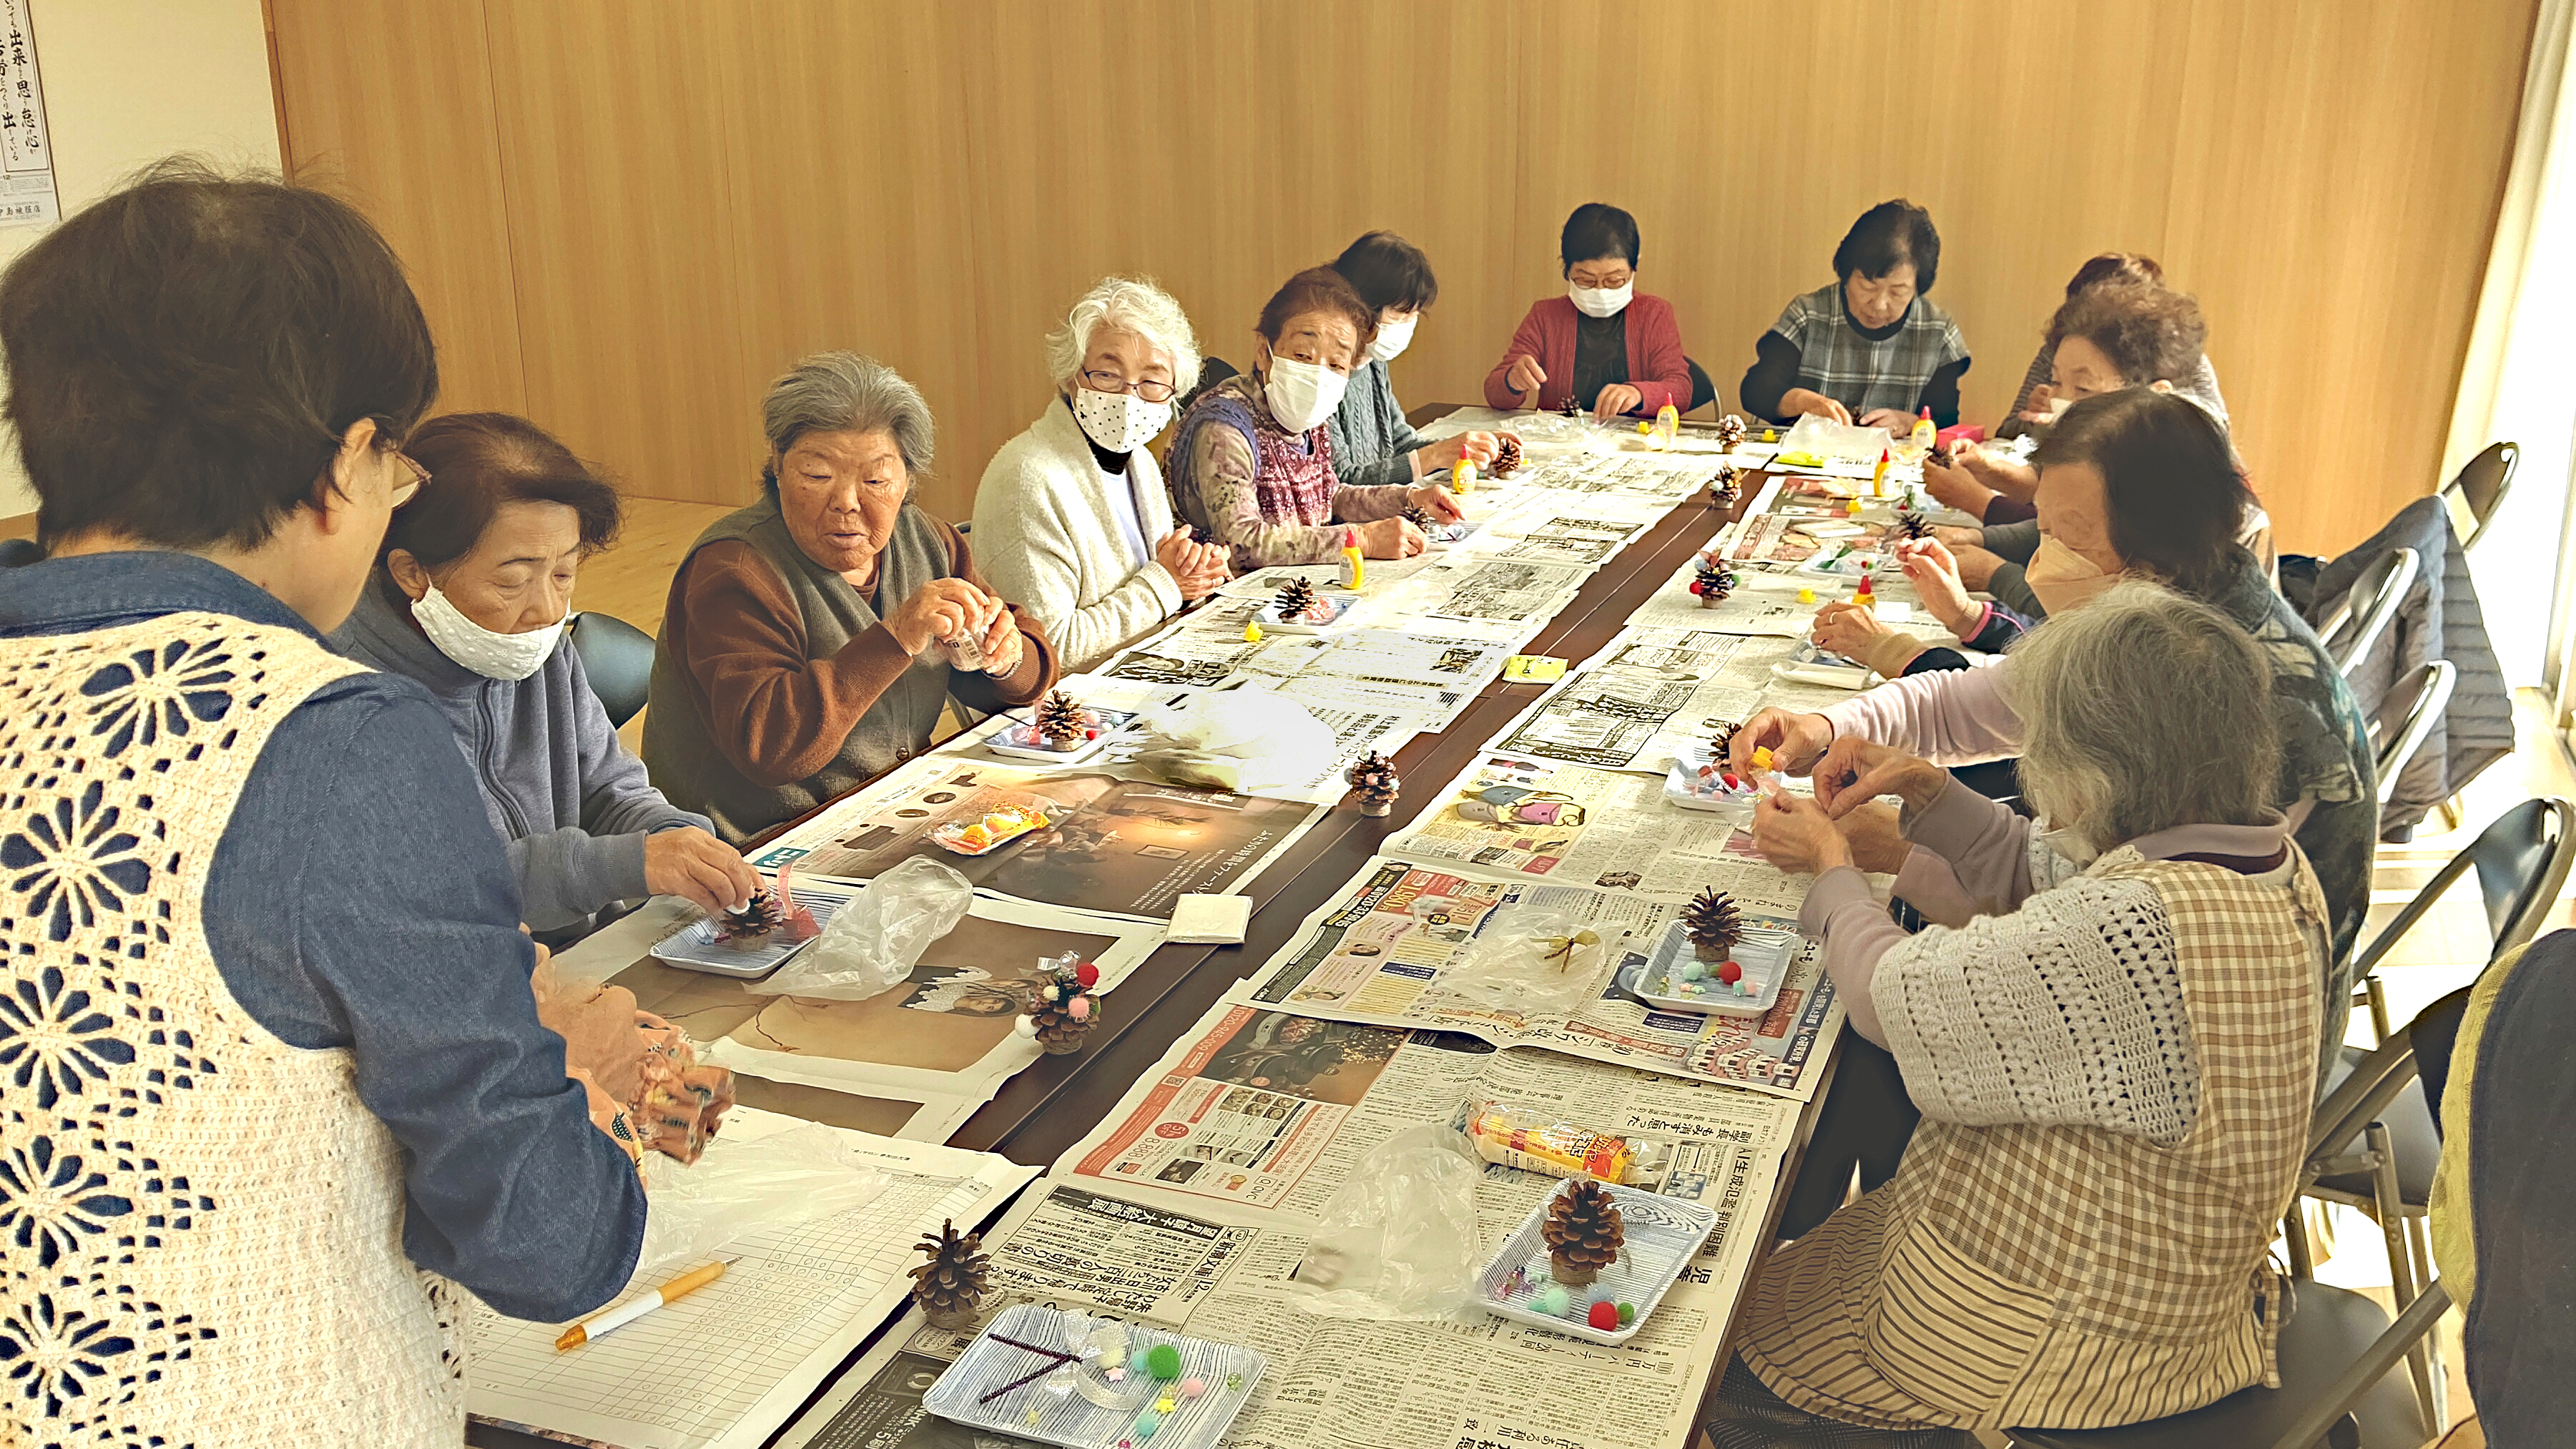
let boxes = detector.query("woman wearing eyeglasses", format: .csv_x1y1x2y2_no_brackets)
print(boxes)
973,277,1230,672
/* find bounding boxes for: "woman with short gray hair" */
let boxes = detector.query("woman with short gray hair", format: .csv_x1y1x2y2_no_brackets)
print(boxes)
973,276,1229,671
645,350,1058,842
1712,581,2329,1441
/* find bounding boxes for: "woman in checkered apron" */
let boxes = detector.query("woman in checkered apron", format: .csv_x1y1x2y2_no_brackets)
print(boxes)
1708,583,2328,1444
1741,199,1972,432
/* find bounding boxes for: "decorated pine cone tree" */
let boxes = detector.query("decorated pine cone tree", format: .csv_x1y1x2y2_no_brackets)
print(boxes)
908,1218,992,1332
1274,576,1319,620
1706,461,1742,510
715,889,787,942
1688,557,1736,607
1716,413,1747,450
1708,720,1739,769
1893,506,1932,541
1543,1179,1626,1286
1016,956,1101,1056
1491,433,1525,478
1344,751,1401,817
1036,689,1088,751
1683,888,1744,963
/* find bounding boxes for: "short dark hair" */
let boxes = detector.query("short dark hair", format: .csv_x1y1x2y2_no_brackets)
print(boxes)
1257,266,1378,355
1332,231,1439,313
2064,252,2163,299
1560,202,1641,272
2034,388,2253,597
1,157,438,549
383,413,622,570
2047,283,2208,386
1833,200,1941,293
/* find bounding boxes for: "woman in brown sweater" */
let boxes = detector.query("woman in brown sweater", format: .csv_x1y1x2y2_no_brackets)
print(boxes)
643,352,1058,843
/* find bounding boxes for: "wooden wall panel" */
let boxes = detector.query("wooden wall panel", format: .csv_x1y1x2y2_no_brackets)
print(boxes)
270,0,2539,552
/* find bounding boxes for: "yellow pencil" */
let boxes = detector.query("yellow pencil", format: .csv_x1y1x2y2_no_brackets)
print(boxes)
555,1255,739,1350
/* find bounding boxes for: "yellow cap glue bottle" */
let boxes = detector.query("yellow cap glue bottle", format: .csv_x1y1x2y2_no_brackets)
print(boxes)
1654,402,1680,450
1337,525,1364,590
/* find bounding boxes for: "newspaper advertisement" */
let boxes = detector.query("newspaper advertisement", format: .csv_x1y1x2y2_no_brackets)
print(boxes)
1231,860,1840,1097
1486,627,1857,773
0,1,56,228
1399,554,1593,634
1514,450,1725,502
1234,627,1520,729
775,997,1795,1449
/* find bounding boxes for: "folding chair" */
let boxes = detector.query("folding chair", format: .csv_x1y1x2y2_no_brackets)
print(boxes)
2439,441,2517,551
2370,660,2454,807
2316,546,2417,682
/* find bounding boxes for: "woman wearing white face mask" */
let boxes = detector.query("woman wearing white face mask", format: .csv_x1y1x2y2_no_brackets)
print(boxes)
333,412,761,938
1326,231,1499,486
1485,202,1693,422
1168,266,1464,569
974,277,1230,672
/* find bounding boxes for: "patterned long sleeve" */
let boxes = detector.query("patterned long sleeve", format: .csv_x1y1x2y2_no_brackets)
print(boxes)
1181,420,1407,569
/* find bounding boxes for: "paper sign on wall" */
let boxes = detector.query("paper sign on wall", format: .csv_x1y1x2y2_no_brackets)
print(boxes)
0,0,56,229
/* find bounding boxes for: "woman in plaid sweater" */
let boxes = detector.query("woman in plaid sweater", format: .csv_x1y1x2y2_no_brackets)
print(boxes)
1741,199,1972,430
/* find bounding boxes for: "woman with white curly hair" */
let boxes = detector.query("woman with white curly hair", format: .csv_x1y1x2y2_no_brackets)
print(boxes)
973,275,1230,671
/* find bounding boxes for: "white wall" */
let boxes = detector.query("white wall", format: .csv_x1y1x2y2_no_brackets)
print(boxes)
0,0,282,518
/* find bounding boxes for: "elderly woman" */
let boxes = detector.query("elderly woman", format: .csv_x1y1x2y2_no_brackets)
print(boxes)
973,277,1229,672
333,412,761,936
645,352,1058,843
1706,584,2327,1444
1329,230,1499,484
1168,267,1463,569
1484,202,1692,421
2004,252,2229,432
1741,199,1970,429
1739,389,2374,993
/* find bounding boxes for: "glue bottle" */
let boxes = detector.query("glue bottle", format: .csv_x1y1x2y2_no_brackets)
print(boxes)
1337,525,1365,589
1909,407,1937,458
1654,402,1680,451
1450,459,1476,496
1871,447,1890,498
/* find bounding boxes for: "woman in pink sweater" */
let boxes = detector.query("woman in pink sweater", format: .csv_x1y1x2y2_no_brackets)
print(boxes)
1484,202,1692,421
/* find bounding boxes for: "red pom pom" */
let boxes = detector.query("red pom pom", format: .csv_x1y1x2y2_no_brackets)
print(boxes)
1717,960,1743,984
1587,1300,1620,1330
1073,961,1101,987
1687,581,1705,596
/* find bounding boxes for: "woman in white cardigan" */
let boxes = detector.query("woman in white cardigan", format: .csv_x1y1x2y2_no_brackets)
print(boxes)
975,277,1231,671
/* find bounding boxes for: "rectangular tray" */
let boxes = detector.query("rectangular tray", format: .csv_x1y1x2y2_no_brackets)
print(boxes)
1618,918,1798,1017
983,706,1143,764
1769,639,1874,689
1255,591,1359,634
924,1303,1265,1449
647,885,850,978
1475,1179,1719,1345
1662,744,1759,820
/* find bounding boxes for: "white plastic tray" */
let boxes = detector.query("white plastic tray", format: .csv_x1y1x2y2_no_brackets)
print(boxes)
1254,591,1359,634
924,1304,1265,1449
1475,1179,1719,1345
983,706,1142,765
1619,918,1799,1017
1663,745,1759,820
647,885,850,978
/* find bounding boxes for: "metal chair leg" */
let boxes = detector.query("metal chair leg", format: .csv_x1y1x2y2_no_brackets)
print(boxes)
2367,1124,2439,1440
2365,976,2394,1045
2284,1205,2315,1279
2402,1214,2449,1432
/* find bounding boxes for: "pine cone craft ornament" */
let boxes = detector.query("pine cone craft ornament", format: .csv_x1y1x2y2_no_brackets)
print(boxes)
1036,689,1088,751
1709,720,1739,767
1274,576,1321,622
1683,888,1744,962
1345,751,1401,817
1015,956,1102,1055
1688,557,1735,607
908,1218,993,1332
1543,1179,1626,1286
1894,507,1932,541
1706,461,1742,511
1716,413,1747,450
716,890,786,942
1491,433,1524,478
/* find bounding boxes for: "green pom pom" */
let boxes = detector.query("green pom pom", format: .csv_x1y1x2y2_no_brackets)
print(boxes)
1616,1302,1636,1325
1146,1343,1182,1380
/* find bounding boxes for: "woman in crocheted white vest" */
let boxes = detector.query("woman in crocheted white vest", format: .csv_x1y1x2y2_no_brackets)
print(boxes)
0,163,647,1448
1706,582,2328,1445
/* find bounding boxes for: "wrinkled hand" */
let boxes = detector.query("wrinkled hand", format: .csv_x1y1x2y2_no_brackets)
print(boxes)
1357,515,1427,559
970,600,1025,676
1420,431,1498,472
1751,789,1854,875
532,954,734,1165
1505,354,1548,399
1893,538,1978,636
1811,600,1895,659
1922,449,1997,516
1728,707,1834,777
1837,801,1910,875
1154,527,1229,601
883,577,990,655
1809,735,1950,819
1403,483,1468,523
1857,408,1913,431
1949,544,2005,590
1592,383,1645,421
1957,448,2039,503
1779,388,1853,426
645,827,762,915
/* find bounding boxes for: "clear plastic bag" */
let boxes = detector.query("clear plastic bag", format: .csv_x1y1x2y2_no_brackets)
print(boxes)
745,855,971,1001
1294,1123,1483,1320
1779,413,1896,463
1131,687,1336,794
1438,904,1610,1018
630,1121,893,1284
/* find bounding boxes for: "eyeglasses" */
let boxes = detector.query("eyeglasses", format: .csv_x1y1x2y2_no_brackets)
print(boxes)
390,450,431,507
1081,370,1176,404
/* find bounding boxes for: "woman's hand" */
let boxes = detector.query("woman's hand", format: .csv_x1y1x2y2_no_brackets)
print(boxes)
1505,354,1548,399
1948,544,2005,590
1809,735,1949,818
1893,538,1978,637
1419,431,1498,473
970,599,1025,676
1857,407,1913,431
2018,383,2055,423
1155,528,1229,601
1957,448,2039,503
1728,707,1834,777
1811,600,1898,660
1357,516,1427,559
1778,388,1853,426
1931,524,1982,550
1751,789,1855,875
883,578,989,654
1922,449,1997,517
1591,383,1644,421
1837,801,1910,875
1402,483,1468,524
644,827,764,915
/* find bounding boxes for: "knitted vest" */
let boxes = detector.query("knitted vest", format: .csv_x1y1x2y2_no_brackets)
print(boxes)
644,495,957,843
1169,376,1339,528
1741,848,2325,1432
0,611,467,1447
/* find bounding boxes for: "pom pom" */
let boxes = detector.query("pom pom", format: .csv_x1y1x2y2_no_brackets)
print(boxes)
1588,1301,1620,1330
1717,959,1743,984
1074,961,1101,987
1069,996,1092,1021
1617,1302,1636,1325
1147,1344,1182,1380
1014,1015,1038,1037
1179,1377,1206,1399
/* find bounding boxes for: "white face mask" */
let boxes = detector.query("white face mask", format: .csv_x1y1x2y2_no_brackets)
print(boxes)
413,580,567,682
1071,385,1171,456
1262,353,1347,433
1368,313,1419,363
1568,280,1634,318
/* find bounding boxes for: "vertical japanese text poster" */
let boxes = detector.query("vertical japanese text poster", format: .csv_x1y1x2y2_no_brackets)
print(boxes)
0,0,55,227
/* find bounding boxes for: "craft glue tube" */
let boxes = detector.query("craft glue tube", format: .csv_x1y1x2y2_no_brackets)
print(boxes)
1459,1099,1663,1184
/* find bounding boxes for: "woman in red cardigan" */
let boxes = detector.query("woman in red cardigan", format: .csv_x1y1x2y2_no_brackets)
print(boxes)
1484,202,1691,421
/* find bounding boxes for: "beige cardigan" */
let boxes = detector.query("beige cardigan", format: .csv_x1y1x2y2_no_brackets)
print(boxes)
972,397,1185,672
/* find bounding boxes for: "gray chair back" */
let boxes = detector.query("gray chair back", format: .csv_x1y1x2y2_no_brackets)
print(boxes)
2316,546,2417,681
2441,440,2517,550
566,611,656,730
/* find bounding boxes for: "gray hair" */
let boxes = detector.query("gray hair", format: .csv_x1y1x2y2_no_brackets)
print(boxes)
759,350,933,493
2007,579,2282,854
1044,276,1201,396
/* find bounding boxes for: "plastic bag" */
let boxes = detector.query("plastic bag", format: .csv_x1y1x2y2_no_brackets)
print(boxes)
1294,1123,1483,1320
1439,904,1610,1018
629,1121,893,1284
745,855,971,1001
1778,413,1896,463
1131,687,1335,794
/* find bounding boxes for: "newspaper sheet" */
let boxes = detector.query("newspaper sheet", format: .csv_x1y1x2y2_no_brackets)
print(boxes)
1397,554,1593,635
1511,450,1733,502
776,994,1797,1449
1486,627,1858,773
468,1109,1038,1449
1229,859,1839,1097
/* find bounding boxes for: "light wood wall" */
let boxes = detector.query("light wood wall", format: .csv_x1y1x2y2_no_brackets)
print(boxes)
270,0,2536,556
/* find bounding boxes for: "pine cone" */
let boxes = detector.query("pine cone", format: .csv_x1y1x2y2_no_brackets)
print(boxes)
1683,888,1743,961
1344,751,1400,816
715,890,787,942
1709,720,1739,767
1274,576,1319,620
908,1218,992,1330
1716,414,1747,450
1894,507,1932,541
1021,962,1099,1056
1036,689,1088,748
1706,461,1741,510
1543,1179,1626,1286
1402,504,1435,531
1491,434,1524,478
1690,559,1734,606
